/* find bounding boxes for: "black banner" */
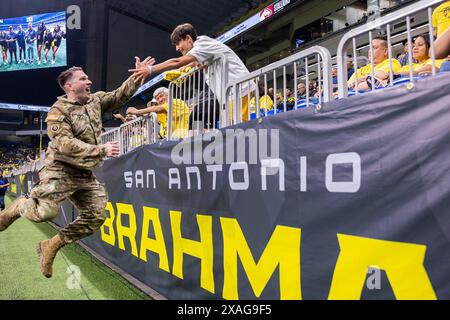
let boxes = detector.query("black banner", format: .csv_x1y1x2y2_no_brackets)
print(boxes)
15,74,450,299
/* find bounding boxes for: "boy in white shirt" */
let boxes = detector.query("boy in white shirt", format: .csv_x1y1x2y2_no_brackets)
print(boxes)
129,23,251,123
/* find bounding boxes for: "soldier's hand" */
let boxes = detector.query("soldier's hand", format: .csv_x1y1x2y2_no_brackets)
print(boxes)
105,141,120,158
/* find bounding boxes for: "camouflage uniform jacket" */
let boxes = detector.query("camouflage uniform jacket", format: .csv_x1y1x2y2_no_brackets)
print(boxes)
44,76,139,172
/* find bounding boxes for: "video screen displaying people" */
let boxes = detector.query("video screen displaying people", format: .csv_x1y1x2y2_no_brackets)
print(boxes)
0,11,67,72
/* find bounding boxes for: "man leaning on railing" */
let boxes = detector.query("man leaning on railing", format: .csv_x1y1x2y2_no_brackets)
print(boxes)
127,87,189,139
128,23,251,121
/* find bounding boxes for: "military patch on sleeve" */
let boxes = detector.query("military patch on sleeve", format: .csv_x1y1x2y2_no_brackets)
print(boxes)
51,123,61,133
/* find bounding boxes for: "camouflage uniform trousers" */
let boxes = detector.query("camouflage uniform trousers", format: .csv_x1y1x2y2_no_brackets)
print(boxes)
17,167,107,244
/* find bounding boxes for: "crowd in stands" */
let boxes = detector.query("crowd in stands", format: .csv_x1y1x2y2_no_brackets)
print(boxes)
343,1,450,94
112,75,323,142
102,1,450,144
0,144,40,175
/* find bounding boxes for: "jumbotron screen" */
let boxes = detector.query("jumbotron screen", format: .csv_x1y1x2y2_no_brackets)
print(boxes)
0,11,67,72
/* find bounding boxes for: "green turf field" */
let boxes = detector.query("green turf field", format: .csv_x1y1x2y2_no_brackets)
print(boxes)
0,195,150,300
0,41,67,72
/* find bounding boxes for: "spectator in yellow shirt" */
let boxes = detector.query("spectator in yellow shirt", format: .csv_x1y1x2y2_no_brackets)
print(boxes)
127,87,189,139
432,1,450,38
348,36,401,91
396,34,443,75
249,85,275,115
259,91,274,112
434,3,450,72
435,26,450,59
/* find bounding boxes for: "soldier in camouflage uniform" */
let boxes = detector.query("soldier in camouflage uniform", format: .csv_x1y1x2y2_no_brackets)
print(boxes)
0,56,154,278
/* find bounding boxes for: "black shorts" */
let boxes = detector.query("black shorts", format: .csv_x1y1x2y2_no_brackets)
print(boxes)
0,195,5,209
54,40,61,48
44,43,51,50
37,39,43,46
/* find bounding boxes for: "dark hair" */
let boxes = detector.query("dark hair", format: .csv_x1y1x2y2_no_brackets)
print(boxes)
414,34,432,50
373,36,388,48
57,66,83,90
170,23,197,45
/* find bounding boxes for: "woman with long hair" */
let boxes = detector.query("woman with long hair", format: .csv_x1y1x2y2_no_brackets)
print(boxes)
43,28,53,64
36,22,46,65
0,31,8,66
51,25,65,65
396,34,444,76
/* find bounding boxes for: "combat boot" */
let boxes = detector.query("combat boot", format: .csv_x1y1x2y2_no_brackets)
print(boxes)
0,197,26,231
36,234,67,278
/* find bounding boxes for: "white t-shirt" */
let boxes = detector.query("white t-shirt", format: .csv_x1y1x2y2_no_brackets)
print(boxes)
187,36,250,105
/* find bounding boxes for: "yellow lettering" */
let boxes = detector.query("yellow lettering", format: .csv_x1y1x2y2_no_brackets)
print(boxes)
170,211,215,294
139,206,170,272
328,234,436,300
220,217,301,300
100,202,116,246
116,203,138,258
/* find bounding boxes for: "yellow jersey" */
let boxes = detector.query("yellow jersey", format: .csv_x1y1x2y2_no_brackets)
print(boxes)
400,58,444,73
259,94,274,111
157,99,190,139
349,59,402,83
249,95,274,113
432,1,450,37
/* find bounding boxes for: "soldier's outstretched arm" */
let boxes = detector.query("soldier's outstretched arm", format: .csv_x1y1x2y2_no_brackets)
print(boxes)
98,56,156,113
47,111,107,169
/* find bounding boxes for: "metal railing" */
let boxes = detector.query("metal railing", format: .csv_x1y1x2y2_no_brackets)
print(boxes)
101,113,157,156
7,115,158,176
224,46,333,126
10,149,46,176
117,113,157,155
167,55,228,140
337,0,445,98
101,127,120,145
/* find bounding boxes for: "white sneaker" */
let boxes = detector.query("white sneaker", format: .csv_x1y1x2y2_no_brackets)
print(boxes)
44,59,47,64
38,60,41,65
51,60,55,65
18,60,21,64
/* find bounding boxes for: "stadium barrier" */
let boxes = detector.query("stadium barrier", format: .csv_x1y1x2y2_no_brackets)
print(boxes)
225,46,333,126
5,1,450,299
8,72,450,299
167,54,228,140
101,127,120,145
10,149,46,177
336,0,445,98
101,113,158,156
